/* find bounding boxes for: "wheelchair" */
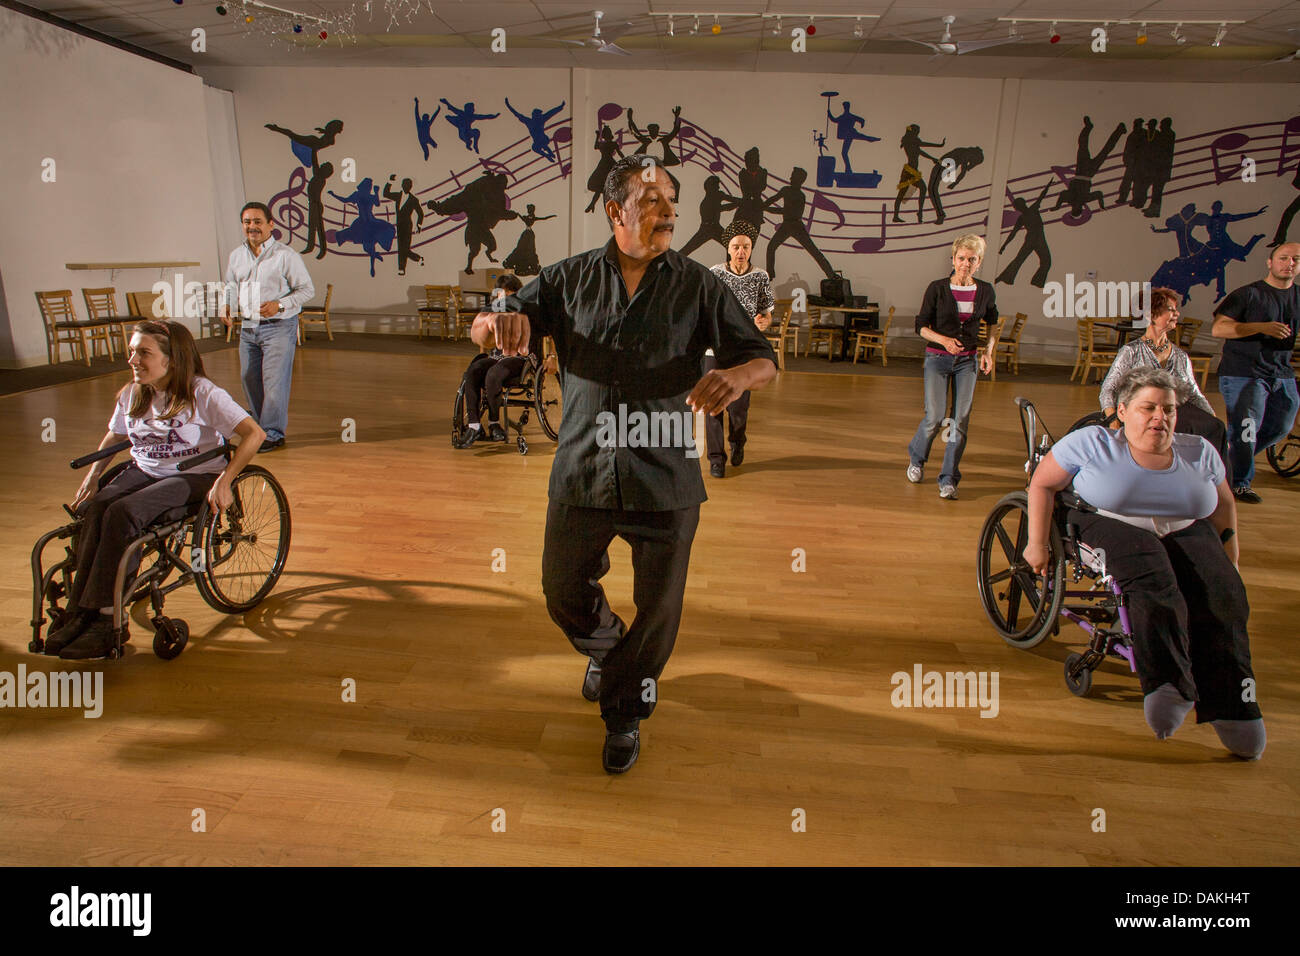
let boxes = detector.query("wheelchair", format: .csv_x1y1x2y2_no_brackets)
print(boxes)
1266,426,1300,478
975,398,1136,697
29,442,291,661
451,350,561,455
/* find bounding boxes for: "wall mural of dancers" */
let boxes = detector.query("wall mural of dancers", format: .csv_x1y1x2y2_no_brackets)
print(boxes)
257,101,1297,294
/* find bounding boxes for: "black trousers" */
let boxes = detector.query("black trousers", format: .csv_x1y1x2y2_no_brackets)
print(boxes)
71,462,216,610
1176,401,1233,487
463,355,526,422
1066,510,1261,723
702,353,751,466
542,500,700,732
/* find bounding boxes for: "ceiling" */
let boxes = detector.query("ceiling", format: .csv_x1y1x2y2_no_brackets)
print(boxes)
9,0,1300,81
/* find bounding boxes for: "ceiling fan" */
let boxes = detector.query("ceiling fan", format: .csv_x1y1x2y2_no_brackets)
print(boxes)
551,10,634,56
894,16,1022,56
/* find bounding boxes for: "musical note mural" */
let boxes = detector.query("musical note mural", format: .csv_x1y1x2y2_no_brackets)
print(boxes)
765,167,839,280
328,178,396,278
426,172,518,275
383,175,425,276
1051,116,1126,222
506,98,566,163
440,99,499,154
818,93,882,189
503,204,557,277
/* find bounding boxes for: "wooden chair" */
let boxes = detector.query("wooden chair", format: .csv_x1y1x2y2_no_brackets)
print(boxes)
804,306,842,359
976,316,1008,381
852,306,895,366
126,291,166,321
994,312,1029,375
36,290,115,366
453,288,488,341
82,287,129,358
763,304,794,371
298,283,334,345
1073,319,1120,385
418,285,454,338
1175,317,1216,389
772,298,801,356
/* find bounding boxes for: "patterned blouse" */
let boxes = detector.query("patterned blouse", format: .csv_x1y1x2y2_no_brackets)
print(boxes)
710,263,775,318
1097,338,1214,415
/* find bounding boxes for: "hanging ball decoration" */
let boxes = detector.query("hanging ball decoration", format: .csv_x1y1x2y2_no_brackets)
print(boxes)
215,4,226,13
245,15,254,23
172,0,183,5
293,23,302,33
319,29,328,39
711,23,720,35
806,23,816,36
1049,32,1061,43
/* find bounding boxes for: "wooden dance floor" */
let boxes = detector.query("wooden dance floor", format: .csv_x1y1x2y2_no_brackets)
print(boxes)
1,344,1296,866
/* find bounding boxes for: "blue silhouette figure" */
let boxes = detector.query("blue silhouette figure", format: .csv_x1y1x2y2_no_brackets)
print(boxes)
505,98,566,162
828,101,880,174
328,177,396,277
1150,201,1268,303
265,119,343,169
414,97,441,160
439,99,499,154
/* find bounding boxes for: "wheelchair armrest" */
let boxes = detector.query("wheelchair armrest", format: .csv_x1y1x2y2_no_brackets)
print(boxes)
1057,491,1096,514
70,440,131,470
176,444,235,472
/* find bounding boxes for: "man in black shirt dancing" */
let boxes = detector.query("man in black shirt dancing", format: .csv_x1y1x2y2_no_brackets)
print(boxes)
473,157,778,773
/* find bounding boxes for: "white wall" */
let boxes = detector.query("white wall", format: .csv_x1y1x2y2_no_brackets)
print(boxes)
0,7,222,368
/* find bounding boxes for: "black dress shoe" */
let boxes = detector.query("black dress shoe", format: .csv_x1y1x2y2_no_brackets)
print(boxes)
602,728,640,774
457,427,484,448
710,462,725,478
59,615,123,660
730,445,745,467
44,609,96,655
488,423,508,442
582,657,602,702
259,438,286,453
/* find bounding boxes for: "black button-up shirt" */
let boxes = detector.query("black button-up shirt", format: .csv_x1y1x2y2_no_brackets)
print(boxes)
505,238,778,511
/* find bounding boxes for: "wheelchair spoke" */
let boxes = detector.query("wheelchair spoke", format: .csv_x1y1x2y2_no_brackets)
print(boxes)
992,520,1018,564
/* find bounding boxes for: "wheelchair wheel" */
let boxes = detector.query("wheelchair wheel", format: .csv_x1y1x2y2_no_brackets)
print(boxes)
1064,652,1093,697
153,617,189,660
977,491,1064,648
1266,429,1300,478
192,466,290,614
452,385,470,448
534,366,562,441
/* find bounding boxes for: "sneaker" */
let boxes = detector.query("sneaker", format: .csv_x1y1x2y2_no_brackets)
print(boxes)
58,615,122,660
488,423,508,443
457,426,484,448
906,463,924,483
602,727,640,774
939,482,959,500
44,608,96,655
582,657,602,702
1233,486,1262,504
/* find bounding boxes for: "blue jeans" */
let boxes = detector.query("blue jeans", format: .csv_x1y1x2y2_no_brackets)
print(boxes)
908,352,978,486
239,317,299,441
1218,375,1300,488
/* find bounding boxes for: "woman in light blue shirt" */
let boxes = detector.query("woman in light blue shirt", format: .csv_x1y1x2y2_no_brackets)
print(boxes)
1025,367,1264,759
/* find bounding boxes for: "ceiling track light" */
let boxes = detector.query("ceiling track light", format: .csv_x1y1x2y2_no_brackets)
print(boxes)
1136,22,1147,44
772,15,781,36
854,16,863,39
691,15,699,35
1171,22,1185,44
1213,23,1226,47
1008,20,1019,39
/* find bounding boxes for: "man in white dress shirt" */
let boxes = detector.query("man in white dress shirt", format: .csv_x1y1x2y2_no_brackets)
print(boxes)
220,201,315,451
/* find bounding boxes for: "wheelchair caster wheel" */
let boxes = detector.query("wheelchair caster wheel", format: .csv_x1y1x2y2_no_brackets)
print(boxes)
28,639,43,654
107,645,122,661
153,618,189,660
518,438,528,455
1064,652,1093,697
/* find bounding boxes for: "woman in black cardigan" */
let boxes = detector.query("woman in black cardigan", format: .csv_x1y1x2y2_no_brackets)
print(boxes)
905,234,1000,499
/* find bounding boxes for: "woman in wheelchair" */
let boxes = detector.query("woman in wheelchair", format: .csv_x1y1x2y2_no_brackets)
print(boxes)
1025,367,1264,759
46,320,264,660
456,274,529,448
1097,286,1232,481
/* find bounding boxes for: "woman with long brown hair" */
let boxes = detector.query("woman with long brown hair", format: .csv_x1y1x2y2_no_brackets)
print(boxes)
46,320,264,660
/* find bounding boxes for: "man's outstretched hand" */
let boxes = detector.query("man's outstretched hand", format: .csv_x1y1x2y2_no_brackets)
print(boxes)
688,367,748,416
475,311,531,356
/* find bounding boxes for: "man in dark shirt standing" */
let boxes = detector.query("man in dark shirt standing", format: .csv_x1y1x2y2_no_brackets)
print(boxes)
472,157,778,773
1211,243,1300,502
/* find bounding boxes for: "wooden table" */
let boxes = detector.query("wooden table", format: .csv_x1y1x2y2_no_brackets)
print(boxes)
816,304,880,361
1094,320,1144,347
